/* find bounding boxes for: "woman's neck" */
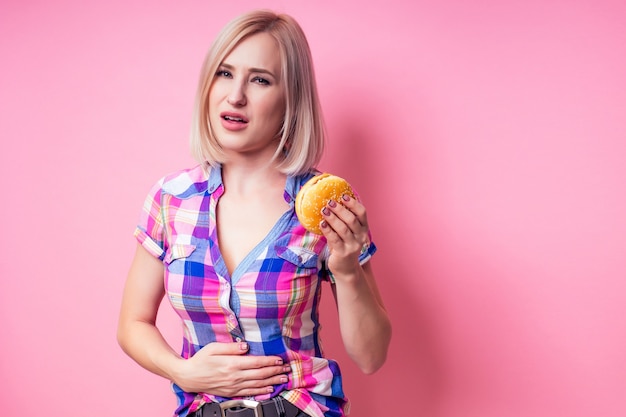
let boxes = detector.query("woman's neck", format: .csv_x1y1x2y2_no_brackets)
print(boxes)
220,160,286,197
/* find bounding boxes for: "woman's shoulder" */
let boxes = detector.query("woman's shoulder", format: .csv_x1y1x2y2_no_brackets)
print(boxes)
293,169,321,187
286,169,321,200
157,163,212,198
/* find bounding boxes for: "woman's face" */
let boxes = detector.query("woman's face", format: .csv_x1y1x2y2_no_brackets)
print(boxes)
208,32,286,160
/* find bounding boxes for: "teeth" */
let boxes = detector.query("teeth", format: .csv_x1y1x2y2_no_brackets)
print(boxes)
224,115,244,122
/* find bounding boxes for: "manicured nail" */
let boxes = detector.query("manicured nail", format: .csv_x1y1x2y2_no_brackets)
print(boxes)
328,199,337,208
321,207,330,216
267,386,275,393
280,376,288,383
320,220,328,229
342,194,350,201
276,359,284,365
239,342,249,351
283,365,292,372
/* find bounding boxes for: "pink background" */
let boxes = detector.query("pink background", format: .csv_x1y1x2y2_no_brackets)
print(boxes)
1,0,625,416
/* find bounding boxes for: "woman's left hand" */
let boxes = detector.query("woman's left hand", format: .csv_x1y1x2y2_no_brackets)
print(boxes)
319,194,370,277
318,193,392,374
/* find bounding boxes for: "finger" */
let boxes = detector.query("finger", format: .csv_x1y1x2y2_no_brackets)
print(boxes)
199,341,250,356
340,194,368,226
226,379,285,398
320,210,350,242
333,197,369,233
322,202,359,240
326,199,371,245
227,386,275,397
238,364,291,380
320,221,352,255
235,355,289,370
221,368,291,397
197,343,285,370
216,381,277,398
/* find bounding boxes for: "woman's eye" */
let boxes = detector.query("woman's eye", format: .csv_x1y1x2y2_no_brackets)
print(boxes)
216,70,232,77
252,76,270,85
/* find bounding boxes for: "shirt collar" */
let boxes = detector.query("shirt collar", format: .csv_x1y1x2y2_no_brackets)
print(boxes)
206,164,314,206
207,163,223,194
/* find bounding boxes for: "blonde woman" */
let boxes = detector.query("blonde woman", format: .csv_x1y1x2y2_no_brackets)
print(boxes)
117,10,391,417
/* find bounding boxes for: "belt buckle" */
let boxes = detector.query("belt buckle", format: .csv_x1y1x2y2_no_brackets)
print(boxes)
219,399,264,417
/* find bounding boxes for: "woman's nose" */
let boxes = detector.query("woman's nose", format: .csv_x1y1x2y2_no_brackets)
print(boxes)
227,82,246,106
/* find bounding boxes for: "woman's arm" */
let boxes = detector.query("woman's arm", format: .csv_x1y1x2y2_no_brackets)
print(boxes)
320,196,392,374
331,260,392,374
117,243,290,396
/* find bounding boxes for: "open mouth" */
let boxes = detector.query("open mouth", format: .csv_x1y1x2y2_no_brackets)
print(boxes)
222,114,248,123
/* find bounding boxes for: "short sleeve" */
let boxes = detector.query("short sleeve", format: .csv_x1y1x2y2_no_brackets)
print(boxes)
133,178,167,260
352,186,376,263
358,238,377,264
322,235,377,284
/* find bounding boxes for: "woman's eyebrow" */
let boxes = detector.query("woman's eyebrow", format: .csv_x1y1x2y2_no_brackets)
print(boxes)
220,62,277,78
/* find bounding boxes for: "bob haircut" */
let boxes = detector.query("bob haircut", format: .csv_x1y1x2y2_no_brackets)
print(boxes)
189,10,325,175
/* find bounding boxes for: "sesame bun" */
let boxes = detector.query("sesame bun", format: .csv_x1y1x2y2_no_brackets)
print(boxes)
295,173,355,235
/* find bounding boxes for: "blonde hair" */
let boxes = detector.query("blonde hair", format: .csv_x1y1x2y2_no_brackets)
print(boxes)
190,10,325,175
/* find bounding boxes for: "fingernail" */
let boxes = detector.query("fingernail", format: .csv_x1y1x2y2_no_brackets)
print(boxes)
320,220,328,229
283,365,291,372
267,386,275,393
328,199,337,208
342,194,350,201
322,207,330,216
280,376,288,383
239,342,249,351
276,359,284,365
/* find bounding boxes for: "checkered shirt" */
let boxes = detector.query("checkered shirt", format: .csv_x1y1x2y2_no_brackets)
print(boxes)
134,164,376,417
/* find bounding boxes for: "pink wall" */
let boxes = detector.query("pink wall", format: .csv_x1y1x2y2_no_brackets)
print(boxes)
1,1,625,416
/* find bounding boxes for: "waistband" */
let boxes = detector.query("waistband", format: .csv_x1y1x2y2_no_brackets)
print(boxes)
189,397,307,417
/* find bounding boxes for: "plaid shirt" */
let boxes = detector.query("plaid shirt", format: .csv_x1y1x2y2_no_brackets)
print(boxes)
134,164,376,417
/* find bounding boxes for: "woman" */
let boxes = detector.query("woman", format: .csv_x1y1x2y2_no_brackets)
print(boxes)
117,10,391,417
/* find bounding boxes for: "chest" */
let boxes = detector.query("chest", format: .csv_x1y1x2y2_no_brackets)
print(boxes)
161,192,327,321
216,192,290,276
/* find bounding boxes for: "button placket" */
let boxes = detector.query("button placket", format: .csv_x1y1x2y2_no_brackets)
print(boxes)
221,278,244,341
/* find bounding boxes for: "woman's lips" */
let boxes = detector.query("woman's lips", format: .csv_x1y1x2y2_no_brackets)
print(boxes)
220,112,249,131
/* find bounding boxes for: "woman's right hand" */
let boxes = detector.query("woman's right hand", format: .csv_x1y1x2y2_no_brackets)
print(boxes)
171,342,291,397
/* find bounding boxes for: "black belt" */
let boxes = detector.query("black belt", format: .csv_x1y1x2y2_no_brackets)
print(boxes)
191,397,305,417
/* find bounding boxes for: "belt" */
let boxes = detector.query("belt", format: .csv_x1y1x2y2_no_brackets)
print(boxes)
191,397,304,417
